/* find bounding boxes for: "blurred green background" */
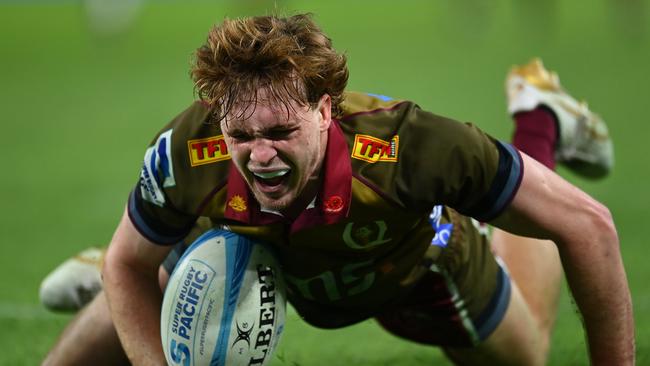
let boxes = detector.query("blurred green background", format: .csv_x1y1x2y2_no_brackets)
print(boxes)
1,0,648,364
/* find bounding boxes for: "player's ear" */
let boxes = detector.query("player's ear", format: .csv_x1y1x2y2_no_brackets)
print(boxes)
317,94,332,132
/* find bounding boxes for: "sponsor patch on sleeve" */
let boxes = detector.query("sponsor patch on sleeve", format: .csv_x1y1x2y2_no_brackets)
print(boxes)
187,135,230,167
139,129,176,207
351,134,399,163
429,205,454,248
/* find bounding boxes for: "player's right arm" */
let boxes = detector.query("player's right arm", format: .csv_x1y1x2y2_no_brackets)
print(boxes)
103,208,173,365
102,102,217,364
489,153,634,365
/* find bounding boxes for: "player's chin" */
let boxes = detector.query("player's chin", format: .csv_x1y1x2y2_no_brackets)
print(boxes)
253,190,295,212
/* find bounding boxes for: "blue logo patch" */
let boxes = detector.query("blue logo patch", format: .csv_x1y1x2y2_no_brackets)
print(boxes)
139,129,175,207
429,205,454,248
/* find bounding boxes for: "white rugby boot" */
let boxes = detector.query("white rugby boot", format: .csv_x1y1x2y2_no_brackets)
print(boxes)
39,247,104,312
506,58,614,178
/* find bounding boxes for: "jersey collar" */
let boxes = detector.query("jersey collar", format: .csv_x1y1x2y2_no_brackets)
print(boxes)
224,120,351,232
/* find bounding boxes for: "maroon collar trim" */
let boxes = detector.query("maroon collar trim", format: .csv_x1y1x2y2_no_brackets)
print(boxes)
223,120,352,231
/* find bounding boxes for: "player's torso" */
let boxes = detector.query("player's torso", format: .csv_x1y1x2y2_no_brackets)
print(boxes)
164,93,461,327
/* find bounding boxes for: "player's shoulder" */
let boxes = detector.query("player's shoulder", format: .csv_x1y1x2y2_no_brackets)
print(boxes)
338,91,476,148
339,91,462,129
154,100,217,142
138,101,231,211
339,91,408,116
147,101,230,169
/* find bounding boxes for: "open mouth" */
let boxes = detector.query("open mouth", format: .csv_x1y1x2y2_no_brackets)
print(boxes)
252,169,291,188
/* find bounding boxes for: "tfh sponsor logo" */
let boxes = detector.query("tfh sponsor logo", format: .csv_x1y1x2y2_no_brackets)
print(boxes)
187,135,230,166
351,134,399,163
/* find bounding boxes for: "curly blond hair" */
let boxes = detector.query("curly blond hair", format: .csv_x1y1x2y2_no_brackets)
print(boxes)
192,13,349,122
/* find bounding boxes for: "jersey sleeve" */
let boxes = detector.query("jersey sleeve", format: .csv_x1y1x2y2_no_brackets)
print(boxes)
127,102,216,245
397,104,523,221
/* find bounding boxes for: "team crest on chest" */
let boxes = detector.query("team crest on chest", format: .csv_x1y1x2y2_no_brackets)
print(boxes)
351,134,399,163
343,221,392,249
228,195,247,212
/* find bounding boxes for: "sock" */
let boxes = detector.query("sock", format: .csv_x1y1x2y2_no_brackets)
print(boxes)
512,107,558,170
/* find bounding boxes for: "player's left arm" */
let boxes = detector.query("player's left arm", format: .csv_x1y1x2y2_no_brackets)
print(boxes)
489,153,635,366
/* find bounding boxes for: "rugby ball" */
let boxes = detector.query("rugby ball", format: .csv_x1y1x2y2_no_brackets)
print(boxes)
161,229,286,366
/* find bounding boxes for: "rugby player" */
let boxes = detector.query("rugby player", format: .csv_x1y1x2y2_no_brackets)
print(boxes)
42,14,634,366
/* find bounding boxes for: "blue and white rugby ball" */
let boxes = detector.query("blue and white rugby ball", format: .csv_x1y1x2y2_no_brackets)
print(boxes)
161,229,286,366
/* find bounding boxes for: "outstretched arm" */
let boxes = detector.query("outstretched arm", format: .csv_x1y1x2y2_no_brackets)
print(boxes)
490,153,634,365
103,207,173,365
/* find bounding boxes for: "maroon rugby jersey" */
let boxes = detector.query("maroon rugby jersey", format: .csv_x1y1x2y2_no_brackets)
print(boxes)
129,92,523,327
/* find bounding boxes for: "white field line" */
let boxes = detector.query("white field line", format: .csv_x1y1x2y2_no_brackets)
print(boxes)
0,302,68,320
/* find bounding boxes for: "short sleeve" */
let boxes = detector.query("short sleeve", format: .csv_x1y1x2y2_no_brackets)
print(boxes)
126,102,218,245
395,105,523,221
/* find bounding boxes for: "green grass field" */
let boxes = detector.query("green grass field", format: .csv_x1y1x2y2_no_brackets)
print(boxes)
1,1,649,364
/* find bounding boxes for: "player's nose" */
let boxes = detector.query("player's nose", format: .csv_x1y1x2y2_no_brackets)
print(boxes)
249,138,278,166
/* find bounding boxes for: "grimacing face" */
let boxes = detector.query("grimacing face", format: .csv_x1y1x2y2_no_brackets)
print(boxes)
221,92,332,212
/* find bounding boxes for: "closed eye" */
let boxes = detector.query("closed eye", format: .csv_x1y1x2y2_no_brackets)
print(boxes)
229,131,253,142
265,127,298,140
